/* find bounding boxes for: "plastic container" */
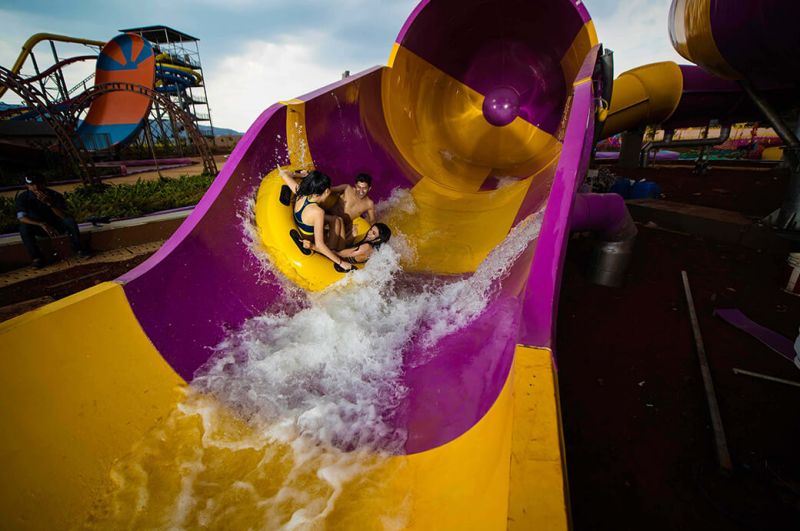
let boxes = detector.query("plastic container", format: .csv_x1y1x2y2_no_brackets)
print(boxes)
630,180,662,199
794,326,800,371
609,178,633,199
785,252,800,297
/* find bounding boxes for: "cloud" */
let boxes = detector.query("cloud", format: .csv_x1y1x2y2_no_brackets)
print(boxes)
590,0,685,75
204,36,355,133
0,9,101,107
192,0,415,131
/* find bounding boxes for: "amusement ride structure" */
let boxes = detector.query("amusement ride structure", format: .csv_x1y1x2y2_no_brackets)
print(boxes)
0,27,217,185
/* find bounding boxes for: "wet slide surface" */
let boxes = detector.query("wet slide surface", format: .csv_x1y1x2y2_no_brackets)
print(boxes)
1,1,602,528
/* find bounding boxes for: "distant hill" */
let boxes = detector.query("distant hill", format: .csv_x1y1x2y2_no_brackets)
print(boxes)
148,120,241,139
200,125,242,137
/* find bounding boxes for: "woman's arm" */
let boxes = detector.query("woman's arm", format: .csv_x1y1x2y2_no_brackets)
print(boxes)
336,244,372,263
278,167,308,194
311,208,353,270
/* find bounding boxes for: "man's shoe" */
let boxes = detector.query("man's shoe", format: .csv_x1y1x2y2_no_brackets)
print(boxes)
77,249,93,259
32,258,44,269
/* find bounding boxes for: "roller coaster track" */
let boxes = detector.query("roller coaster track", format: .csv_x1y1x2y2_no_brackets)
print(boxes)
0,56,97,119
68,72,95,96
18,55,96,89
0,65,97,184
67,82,218,175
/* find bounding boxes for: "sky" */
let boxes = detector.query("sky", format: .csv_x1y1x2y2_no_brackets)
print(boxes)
0,0,685,133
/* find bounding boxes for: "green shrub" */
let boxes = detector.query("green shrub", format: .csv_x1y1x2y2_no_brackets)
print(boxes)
1,174,215,234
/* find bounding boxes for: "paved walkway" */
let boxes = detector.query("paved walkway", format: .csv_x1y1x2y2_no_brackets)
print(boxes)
0,241,162,322
0,240,163,289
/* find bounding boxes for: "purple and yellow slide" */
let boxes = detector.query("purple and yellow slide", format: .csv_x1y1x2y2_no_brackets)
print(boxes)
4,0,765,528
77,33,156,148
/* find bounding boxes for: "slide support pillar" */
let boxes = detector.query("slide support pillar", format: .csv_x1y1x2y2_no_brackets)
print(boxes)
739,80,800,231
617,129,644,169
571,192,638,287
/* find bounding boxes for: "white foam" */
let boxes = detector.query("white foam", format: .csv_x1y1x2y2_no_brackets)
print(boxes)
100,197,544,528
373,188,418,265
198,204,543,451
239,187,307,305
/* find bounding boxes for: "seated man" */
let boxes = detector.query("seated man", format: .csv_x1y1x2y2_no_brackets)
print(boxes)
328,173,376,244
16,173,90,268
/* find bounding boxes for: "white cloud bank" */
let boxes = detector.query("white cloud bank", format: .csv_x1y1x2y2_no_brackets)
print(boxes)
591,0,685,75
204,36,367,133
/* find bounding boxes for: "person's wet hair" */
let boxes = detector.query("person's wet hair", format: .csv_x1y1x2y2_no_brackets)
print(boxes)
368,223,391,249
355,173,372,187
296,170,331,197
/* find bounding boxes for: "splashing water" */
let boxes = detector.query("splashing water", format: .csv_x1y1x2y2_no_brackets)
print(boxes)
88,196,543,529
239,187,308,309
198,205,542,450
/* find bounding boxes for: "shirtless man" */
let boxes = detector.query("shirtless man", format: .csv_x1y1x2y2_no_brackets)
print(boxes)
327,173,376,244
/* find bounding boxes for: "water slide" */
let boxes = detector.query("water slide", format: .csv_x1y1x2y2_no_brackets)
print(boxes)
1,1,630,528
0,34,100,122
154,65,196,92
2,32,190,149
602,61,793,138
669,0,800,86
76,33,156,147
155,53,202,90
602,1,800,146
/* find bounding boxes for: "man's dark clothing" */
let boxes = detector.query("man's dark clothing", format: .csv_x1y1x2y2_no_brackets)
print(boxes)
16,189,68,224
16,189,83,260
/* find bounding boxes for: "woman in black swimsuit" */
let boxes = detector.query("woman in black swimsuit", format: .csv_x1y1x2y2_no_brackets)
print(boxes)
279,167,352,271
303,223,392,267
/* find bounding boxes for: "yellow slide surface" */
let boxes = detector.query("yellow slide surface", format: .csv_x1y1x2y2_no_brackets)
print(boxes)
0,283,185,528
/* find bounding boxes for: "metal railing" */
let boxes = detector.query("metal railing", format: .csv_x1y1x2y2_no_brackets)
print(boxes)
67,72,95,96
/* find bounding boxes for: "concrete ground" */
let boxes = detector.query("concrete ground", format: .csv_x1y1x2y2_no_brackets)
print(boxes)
560,160,799,530
0,241,160,322
559,224,800,530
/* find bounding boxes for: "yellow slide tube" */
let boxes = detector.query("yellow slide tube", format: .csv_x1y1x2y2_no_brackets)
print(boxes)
155,53,204,84
602,61,684,137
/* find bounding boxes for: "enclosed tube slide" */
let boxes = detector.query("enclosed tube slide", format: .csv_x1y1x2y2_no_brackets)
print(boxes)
669,0,800,85
154,53,203,93
76,33,156,147
1,1,604,528
669,0,800,229
600,61,790,139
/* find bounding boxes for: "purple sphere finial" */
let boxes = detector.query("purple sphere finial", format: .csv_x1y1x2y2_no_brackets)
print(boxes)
482,86,521,126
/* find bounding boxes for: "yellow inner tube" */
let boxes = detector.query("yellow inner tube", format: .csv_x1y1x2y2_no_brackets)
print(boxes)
255,168,370,291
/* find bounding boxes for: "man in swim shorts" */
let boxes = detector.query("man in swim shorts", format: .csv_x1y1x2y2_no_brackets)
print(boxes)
327,173,376,244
